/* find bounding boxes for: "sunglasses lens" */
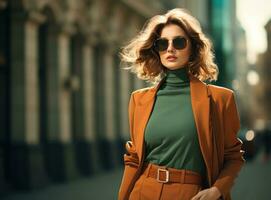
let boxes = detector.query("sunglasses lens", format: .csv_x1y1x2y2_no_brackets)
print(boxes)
154,37,187,51
173,37,187,50
155,39,168,51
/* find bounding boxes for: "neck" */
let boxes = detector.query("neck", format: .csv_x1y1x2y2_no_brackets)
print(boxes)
165,66,190,83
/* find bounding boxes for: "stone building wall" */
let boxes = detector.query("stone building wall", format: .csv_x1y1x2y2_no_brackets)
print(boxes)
0,0,161,192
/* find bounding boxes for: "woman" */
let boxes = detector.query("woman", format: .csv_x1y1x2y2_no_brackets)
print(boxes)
118,8,245,200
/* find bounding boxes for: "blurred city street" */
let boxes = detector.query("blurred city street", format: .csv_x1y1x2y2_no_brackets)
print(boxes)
1,0,271,200
2,150,271,200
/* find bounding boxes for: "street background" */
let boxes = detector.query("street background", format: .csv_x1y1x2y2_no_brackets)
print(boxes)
2,150,271,200
0,0,271,199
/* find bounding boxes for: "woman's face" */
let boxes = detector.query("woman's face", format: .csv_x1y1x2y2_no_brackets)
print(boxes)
157,24,191,70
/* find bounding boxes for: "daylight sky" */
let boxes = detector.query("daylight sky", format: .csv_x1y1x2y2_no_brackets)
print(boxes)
237,0,271,64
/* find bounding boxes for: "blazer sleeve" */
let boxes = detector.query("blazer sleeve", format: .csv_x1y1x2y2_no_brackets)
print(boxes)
212,91,245,199
118,93,140,200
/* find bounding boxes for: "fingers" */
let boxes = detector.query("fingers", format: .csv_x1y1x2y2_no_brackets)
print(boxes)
191,191,202,200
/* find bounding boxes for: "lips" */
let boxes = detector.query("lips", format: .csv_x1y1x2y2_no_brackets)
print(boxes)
166,55,177,61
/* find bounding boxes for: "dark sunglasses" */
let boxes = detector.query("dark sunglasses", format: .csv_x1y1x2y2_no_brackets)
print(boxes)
153,36,188,52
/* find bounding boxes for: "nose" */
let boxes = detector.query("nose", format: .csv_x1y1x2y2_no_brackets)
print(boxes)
167,41,175,52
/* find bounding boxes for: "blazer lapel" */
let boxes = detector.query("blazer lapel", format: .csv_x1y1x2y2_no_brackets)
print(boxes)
189,75,213,184
134,74,213,181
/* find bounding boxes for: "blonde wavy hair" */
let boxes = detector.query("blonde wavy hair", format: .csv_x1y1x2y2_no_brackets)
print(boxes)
120,8,219,84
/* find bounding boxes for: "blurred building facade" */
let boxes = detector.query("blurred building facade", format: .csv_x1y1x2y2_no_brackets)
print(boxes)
0,0,243,194
253,19,271,131
0,0,162,192
232,22,250,126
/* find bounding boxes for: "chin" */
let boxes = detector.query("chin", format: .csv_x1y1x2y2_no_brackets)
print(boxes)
164,63,185,70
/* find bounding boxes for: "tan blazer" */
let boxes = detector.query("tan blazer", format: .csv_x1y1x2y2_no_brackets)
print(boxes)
118,74,245,200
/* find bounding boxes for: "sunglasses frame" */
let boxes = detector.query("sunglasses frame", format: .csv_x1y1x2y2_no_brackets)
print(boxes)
153,36,188,52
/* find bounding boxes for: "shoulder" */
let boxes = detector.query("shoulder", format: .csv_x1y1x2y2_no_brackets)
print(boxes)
131,86,154,97
207,84,236,105
207,84,234,95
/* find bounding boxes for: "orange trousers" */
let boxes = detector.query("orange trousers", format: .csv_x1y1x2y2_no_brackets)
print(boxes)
129,164,202,200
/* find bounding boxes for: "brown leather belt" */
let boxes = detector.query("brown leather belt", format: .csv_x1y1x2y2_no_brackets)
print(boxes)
142,163,202,185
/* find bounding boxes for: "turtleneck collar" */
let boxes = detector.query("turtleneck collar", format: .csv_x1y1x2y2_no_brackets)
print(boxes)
157,66,190,95
164,66,190,84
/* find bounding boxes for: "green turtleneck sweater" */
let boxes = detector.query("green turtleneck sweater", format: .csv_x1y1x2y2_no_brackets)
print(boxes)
144,67,206,177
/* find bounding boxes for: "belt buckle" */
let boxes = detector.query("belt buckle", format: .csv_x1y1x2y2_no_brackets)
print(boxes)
156,168,169,183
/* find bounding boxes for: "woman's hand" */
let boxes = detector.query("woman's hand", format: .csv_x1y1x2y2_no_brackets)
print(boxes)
191,186,221,200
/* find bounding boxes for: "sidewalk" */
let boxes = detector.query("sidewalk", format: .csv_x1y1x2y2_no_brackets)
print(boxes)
2,168,123,200
232,151,271,200
2,151,271,200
